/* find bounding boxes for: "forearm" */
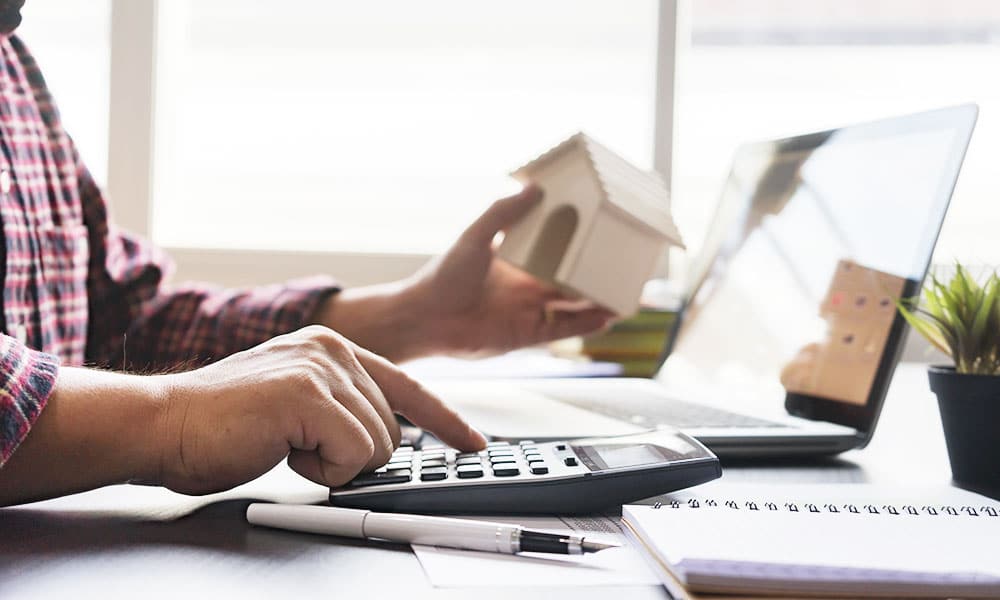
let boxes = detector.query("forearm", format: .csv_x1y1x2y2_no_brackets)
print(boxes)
0,367,169,506
317,279,443,363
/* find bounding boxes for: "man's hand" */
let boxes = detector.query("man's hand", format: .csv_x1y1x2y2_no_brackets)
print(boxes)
0,326,486,505
157,325,485,494
320,186,616,361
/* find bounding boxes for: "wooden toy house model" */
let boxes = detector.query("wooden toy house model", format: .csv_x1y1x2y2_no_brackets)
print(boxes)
498,133,684,316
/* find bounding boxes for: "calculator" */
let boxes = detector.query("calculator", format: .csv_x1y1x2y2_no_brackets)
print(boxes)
328,430,720,514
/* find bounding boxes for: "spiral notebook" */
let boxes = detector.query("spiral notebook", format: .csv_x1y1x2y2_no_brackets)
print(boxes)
622,483,1000,598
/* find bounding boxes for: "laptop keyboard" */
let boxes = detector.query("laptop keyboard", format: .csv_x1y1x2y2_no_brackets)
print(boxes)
548,389,790,429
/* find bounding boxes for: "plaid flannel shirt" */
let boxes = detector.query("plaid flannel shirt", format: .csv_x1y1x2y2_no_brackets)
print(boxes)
0,35,339,466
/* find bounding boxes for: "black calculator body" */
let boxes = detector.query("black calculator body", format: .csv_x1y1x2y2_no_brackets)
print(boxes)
328,430,720,514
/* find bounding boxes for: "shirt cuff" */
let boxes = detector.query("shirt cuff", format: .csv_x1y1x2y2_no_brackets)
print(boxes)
0,335,60,467
259,275,342,337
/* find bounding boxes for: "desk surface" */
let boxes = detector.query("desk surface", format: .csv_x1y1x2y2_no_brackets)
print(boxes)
0,363,961,599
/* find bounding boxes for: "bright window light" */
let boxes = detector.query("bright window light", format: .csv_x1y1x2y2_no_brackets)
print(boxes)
17,0,111,186
151,0,659,254
675,0,1000,266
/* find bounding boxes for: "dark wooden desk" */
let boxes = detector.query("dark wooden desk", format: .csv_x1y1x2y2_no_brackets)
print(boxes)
0,364,960,599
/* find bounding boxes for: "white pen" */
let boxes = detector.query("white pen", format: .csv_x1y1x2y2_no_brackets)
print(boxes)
246,503,619,555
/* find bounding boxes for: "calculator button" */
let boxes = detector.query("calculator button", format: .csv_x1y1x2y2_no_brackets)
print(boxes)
349,469,411,487
530,465,549,475
492,465,520,477
556,444,567,451
420,451,446,460
489,456,516,465
520,446,539,454
524,453,543,463
386,461,412,471
456,456,482,466
488,449,515,457
456,452,479,459
421,458,447,468
486,442,510,448
456,465,484,478
564,457,578,467
518,440,535,445
420,467,448,481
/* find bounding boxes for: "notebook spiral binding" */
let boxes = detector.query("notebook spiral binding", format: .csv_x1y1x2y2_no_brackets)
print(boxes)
649,498,1000,516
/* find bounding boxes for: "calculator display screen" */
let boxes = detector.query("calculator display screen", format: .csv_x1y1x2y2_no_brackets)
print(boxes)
575,444,670,471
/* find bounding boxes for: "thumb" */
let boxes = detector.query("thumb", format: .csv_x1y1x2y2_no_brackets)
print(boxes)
462,185,543,245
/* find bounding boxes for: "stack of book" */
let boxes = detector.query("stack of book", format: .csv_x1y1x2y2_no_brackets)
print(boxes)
578,307,677,377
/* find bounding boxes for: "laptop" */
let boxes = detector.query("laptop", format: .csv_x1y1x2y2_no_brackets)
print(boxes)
431,105,978,458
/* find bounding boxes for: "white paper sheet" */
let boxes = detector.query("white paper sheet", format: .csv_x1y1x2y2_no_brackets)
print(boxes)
412,515,661,587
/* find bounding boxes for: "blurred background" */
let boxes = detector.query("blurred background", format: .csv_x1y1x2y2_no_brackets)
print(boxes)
18,0,1000,295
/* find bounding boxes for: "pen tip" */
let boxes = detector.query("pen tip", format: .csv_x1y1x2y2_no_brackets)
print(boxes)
581,539,620,553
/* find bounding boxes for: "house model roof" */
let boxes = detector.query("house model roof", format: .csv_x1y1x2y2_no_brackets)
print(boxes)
511,132,684,248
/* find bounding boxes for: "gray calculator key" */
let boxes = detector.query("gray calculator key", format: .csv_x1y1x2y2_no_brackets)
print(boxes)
489,456,516,465
530,464,549,475
492,465,520,477
349,469,411,487
456,464,484,478
420,459,447,468
456,456,482,466
420,467,448,481
487,449,515,457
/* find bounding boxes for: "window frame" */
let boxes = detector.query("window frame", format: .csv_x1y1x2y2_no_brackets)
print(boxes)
105,0,683,288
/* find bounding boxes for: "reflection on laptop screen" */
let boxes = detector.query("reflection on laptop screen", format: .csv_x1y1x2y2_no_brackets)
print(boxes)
660,106,976,431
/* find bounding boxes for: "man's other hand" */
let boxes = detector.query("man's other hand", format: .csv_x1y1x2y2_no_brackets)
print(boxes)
319,186,616,361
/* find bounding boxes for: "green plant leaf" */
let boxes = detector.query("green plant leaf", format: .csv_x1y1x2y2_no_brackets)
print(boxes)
970,276,998,345
900,264,1000,375
899,306,952,356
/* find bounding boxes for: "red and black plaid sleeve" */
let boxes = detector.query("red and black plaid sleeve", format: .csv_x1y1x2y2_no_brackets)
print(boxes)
77,160,341,370
0,335,58,465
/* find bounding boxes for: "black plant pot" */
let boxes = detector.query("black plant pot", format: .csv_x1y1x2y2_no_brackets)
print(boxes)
928,366,1000,494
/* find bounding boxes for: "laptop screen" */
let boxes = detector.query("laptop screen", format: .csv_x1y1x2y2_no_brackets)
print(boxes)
659,105,977,434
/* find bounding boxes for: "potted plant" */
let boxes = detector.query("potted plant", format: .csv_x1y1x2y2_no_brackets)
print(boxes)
898,264,1000,493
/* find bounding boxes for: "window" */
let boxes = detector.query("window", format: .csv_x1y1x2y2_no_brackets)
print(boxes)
674,0,1000,269
17,0,111,185
152,0,659,255
17,0,998,287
